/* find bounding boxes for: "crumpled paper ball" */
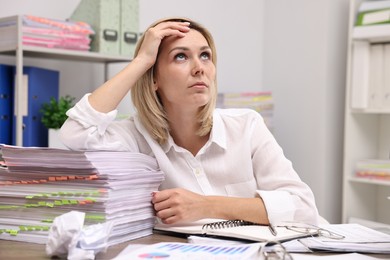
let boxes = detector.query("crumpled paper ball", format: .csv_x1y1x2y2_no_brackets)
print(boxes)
45,210,113,260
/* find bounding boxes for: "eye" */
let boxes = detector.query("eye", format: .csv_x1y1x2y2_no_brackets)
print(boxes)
200,51,211,60
174,53,187,61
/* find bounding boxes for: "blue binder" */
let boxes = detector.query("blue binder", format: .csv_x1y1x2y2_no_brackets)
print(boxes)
0,64,14,145
13,66,59,147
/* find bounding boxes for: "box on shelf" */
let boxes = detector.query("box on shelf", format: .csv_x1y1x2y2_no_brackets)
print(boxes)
70,0,139,57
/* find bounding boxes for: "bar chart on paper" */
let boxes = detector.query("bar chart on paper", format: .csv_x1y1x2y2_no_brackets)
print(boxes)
112,242,262,259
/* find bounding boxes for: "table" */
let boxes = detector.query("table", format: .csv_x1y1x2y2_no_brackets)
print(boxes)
0,233,186,260
1,233,389,260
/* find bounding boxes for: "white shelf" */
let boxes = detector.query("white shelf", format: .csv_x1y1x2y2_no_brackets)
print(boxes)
0,45,131,63
351,108,390,114
342,0,390,226
353,24,390,43
349,177,390,187
0,15,131,146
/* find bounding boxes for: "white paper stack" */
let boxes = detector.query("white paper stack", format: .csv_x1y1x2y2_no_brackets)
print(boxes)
0,144,164,245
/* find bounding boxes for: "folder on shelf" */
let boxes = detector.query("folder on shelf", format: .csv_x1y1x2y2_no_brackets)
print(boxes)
358,0,390,13
12,66,59,147
356,8,390,26
350,41,370,109
383,44,390,109
368,44,384,109
0,64,14,145
120,0,139,58
70,0,121,55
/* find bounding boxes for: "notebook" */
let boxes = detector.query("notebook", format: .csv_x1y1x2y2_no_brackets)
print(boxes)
154,219,316,243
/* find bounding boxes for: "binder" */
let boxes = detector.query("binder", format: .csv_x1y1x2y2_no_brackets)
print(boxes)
70,0,121,55
12,66,59,147
383,44,390,109
350,41,370,109
368,44,384,109
120,0,139,58
0,64,14,144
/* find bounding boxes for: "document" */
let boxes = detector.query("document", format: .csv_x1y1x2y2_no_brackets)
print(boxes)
112,242,263,260
298,224,390,254
154,219,316,243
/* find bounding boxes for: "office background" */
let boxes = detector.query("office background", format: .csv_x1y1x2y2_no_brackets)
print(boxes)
0,0,350,223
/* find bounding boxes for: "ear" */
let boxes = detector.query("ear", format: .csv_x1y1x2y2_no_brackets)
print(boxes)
153,80,158,91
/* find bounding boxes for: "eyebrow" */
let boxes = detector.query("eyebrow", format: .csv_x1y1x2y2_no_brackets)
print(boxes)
168,46,211,54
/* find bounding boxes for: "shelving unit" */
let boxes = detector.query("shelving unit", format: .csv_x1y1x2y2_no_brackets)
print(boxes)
342,0,390,228
0,15,130,146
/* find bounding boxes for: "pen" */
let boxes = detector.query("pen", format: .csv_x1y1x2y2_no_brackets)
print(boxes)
268,224,277,236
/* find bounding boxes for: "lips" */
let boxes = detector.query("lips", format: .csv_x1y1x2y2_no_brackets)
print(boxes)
189,82,208,88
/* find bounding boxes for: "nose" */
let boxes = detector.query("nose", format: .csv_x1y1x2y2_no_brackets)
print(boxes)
191,58,204,76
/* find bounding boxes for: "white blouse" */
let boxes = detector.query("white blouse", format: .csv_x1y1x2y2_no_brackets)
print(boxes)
60,94,319,225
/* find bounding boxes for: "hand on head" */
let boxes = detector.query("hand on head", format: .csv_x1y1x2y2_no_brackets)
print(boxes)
136,21,191,68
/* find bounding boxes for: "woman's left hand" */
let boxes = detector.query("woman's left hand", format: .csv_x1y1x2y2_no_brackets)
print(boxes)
151,188,209,224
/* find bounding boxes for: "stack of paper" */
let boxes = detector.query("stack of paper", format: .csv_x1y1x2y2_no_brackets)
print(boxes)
354,159,390,181
217,92,274,131
0,15,95,51
0,144,164,245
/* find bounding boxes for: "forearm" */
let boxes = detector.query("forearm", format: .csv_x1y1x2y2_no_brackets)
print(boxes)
204,196,269,225
89,57,152,113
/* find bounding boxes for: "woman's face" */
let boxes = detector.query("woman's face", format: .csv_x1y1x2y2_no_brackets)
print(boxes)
154,29,216,113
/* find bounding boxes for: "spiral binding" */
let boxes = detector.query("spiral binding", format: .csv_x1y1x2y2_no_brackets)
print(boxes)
202,219,256,230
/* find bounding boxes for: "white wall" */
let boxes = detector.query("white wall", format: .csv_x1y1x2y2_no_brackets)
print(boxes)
138,0,264,93
0,0,350,223
263,0,349,223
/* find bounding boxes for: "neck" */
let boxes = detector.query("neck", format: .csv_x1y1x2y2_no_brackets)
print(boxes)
167,109,209,156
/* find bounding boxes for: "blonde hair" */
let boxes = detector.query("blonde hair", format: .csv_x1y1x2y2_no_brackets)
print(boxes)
131,17,217,145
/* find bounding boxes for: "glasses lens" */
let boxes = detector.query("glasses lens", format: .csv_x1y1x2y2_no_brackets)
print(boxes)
318,228,345,240
263,243,293,260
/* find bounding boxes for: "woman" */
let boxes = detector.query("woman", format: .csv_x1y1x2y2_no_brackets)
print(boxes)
60,17,319,226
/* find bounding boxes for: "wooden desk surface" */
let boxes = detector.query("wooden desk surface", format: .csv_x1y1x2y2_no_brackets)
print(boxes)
1,234,389,260
0,233,186,260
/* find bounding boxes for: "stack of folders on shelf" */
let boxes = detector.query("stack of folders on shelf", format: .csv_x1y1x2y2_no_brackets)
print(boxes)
0,15,95,51
0,144,164,245
0,64,59,147
217,92,274,131
354,159,390,181
356,0,390,26
350,41,390,110
351,1,390,111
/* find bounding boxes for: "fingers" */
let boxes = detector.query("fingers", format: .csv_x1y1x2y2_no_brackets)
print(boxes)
151,21,191,39
135,21,190,66
152,189,184,223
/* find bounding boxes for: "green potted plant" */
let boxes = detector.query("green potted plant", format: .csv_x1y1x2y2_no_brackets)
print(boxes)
41,95,75,148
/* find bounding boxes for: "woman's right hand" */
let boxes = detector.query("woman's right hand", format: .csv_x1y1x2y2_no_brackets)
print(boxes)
135,21,191,68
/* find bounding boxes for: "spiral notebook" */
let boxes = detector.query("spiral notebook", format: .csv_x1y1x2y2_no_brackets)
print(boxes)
154,218,316,243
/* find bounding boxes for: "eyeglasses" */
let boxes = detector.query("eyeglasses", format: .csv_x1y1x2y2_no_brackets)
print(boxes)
258,223,345,259
260,241,293,260
283,222,345,240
